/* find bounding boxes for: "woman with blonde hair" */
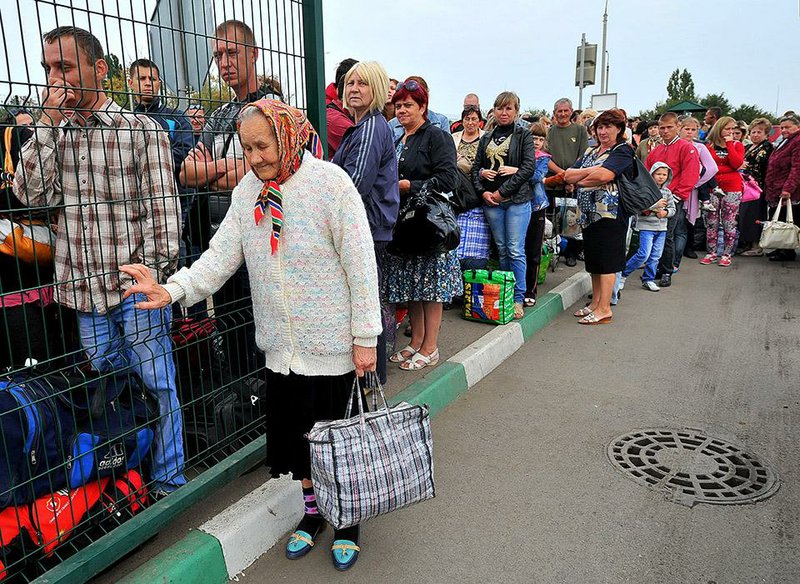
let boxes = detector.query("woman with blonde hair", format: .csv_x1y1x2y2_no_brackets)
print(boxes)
472,91,537,318
700,116,745,267
332,61,400,383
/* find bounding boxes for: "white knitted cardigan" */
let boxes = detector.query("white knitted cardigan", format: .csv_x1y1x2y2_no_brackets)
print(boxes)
164,155,382,377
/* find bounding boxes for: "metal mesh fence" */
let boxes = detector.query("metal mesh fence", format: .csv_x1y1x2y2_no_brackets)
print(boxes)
0,0,314,580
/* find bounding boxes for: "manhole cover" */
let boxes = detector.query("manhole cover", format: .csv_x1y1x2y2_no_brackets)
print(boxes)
607,428,780,507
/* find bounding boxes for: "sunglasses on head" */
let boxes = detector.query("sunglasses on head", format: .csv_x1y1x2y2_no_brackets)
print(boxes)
395,80,421,93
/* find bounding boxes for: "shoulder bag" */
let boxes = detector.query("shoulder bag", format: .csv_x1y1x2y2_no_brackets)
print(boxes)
387,181,460,256
615,146,663,217
741,173,762,203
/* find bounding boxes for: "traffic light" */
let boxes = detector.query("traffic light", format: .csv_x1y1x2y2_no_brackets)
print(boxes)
575,43,597,87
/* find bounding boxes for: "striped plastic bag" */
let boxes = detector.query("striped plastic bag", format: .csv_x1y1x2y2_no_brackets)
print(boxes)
307,375,435,530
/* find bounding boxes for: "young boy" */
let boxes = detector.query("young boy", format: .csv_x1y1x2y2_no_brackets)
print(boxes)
620,162,676,291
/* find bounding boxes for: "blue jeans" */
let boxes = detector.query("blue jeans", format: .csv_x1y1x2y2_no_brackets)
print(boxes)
77,294,186,492
623,230,667,283
484,201,531,302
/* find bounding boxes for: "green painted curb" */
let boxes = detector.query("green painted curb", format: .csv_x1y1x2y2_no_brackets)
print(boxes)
518,293,564,341
390,361,469,418
33,436,266,584
116,529,228,584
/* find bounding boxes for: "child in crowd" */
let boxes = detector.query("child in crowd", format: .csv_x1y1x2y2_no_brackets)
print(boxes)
620,162,676,291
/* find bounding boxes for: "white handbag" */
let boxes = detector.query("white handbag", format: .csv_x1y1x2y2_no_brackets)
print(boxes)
759,198,800,250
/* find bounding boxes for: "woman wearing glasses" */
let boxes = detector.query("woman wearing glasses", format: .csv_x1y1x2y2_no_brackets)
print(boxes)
471,91,537,319
452,105,489,270
385,79,461,371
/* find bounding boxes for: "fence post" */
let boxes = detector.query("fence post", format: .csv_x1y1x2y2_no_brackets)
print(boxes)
302,0,328,158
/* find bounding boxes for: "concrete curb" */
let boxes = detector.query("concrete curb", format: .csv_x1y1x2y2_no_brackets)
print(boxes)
122,271,591,582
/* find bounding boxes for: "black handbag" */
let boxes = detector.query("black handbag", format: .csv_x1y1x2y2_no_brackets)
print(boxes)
615,149,663,217
387,182,460,256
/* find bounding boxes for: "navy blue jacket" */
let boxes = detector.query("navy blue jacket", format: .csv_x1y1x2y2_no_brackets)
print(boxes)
332,110,400,242
134,98,194,195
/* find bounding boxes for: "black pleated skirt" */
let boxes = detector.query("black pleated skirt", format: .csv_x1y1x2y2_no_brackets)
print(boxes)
264,368,360,481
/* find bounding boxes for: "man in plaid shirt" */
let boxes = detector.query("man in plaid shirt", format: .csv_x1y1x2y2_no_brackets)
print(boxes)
14,26,186,496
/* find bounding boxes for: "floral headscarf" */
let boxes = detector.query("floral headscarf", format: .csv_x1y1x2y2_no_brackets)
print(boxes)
238,99,324,254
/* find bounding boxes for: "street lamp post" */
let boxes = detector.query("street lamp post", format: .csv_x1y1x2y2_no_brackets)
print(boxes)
600,0,609,93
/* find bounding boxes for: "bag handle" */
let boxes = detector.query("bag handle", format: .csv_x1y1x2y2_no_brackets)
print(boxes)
772,197,785,223
786,198,795,224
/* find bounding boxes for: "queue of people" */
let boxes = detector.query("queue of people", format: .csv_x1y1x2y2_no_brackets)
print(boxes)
2,20,798,575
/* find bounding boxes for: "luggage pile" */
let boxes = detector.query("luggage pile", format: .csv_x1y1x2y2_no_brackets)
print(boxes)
0,371,154,580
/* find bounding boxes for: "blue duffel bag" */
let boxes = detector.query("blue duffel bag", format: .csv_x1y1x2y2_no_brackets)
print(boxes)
0,372,159,507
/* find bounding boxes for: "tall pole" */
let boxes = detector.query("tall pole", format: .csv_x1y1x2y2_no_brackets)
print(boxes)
578,33,586,109
302,0,327,156
600,0,609,93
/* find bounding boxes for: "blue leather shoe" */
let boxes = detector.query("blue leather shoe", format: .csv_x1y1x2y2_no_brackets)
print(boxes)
331,539,360,571
286,526,324,560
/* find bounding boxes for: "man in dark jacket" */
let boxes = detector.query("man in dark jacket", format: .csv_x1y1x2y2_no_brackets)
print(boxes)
129,58,195,217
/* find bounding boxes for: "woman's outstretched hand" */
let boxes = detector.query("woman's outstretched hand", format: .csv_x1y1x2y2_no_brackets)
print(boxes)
119,264,172,310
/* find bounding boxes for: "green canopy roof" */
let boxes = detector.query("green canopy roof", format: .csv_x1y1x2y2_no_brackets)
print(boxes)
667,100,707,113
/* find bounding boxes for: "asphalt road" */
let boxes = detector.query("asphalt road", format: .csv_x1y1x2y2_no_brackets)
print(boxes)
242,257,800,584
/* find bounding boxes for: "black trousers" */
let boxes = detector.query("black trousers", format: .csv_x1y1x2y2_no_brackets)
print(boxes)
524,209,547,297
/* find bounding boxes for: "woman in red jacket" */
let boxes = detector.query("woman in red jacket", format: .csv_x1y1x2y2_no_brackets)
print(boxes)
700,116,745,267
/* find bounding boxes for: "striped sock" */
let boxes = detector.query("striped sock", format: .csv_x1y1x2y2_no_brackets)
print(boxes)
303,485,319,516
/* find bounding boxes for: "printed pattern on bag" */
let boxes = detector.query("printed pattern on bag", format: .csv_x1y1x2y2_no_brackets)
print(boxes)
462,269,515,325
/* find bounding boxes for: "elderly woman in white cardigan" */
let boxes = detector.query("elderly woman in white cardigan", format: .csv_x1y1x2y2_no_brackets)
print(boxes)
120,99,380,572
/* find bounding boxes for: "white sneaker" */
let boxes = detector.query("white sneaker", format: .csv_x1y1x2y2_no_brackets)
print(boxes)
618,276,626,290
642,281,660,292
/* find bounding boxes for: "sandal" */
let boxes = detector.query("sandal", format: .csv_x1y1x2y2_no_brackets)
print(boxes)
331,540,360,571
399,348,439,371
574,306,594,317
578,312,613,325
523,297,536,307
286,522,326,560
389,345,418,363
742,247,763,257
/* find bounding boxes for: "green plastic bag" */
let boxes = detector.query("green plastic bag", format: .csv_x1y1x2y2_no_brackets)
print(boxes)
462,269,515,325
538,245,553,285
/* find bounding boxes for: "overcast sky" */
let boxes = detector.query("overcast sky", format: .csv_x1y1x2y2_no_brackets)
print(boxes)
323,0,799,119
2,0,796,120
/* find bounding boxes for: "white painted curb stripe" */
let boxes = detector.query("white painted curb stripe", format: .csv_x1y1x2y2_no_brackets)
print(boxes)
448,322,524,388
550,272,592,310
200,475,302,579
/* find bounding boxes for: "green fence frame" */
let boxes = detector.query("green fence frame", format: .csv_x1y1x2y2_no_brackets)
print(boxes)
0,1,327,582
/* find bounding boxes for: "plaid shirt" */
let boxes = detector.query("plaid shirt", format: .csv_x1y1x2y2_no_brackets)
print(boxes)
14,99,179,314
456,207,491,260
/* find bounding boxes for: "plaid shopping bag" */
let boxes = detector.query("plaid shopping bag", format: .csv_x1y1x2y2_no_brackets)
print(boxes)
307,375,435,530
